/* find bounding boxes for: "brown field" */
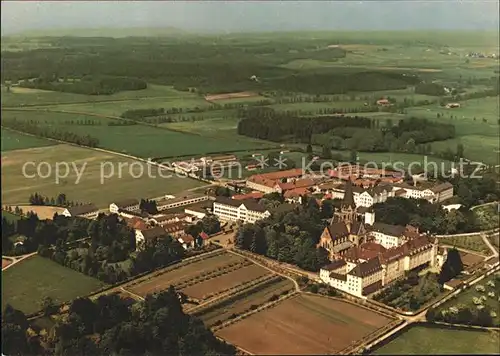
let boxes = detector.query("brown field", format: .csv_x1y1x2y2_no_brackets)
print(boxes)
2,259,13,269
125,252,245,297
204,91,258,101
459,251,485,270
217,294,392,355
198,278,294,327
181,264,271,299
9,205,66,220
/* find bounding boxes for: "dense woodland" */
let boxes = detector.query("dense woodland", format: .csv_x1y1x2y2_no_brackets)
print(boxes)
2,119,100,147
238,107,455,154
236,196,330,271
2,288,235,356
237,107,372,142
1,37,422,95
20,76,147,95
312,117,455,154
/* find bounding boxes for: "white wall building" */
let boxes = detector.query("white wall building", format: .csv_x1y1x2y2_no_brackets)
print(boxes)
62,204,99,219
109,199,139,214
213,197,270,224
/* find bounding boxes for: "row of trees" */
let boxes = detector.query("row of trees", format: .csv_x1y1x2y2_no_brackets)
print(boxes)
28,193,76,207
2,119,100,148
20,75,147,95
235,196,330,272
2,287,235,356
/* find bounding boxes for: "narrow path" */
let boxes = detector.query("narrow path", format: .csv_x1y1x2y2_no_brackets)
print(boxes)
1,252,37,271
482,232,499,256
439,244,489,258
224,248,300,292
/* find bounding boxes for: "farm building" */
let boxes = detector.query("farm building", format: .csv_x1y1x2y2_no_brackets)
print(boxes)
246,168,304,193
445,103,461,108
62,204,98,219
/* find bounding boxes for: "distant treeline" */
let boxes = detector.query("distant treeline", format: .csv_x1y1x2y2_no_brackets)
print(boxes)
313,117,455,154
237,107,372,142
2,39,418,94
2,119,100,147
19,76,147,95
268,71,420,95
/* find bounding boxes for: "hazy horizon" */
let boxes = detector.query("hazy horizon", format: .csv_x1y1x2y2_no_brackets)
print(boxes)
1,1,499,36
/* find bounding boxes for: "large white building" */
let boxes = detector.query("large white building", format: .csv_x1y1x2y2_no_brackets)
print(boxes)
392,182,454,203
213,197,270,224
316,183,394,208
320,235,438,298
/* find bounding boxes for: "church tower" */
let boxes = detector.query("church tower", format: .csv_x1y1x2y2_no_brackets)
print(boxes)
332,180,357,224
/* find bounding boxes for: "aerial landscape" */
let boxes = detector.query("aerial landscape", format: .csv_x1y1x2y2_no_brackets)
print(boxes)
1,1,499,355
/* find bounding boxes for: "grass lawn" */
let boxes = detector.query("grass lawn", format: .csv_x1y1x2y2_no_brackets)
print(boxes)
438,235,491,255
1,144,206,208
405,97,500,138
2,84,200,107
436,272,500,326
373,325,500,355
430,136,499,166
1,210,22,222
1,128,55,151
2,255,106,314
1,110,274,158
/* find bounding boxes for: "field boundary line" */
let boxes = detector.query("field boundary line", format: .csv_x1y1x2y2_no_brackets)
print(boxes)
188,275,283,315
212,290,298,332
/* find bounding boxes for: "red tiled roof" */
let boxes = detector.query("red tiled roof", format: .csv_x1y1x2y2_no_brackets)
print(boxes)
232,192,264,200
284,187,310,198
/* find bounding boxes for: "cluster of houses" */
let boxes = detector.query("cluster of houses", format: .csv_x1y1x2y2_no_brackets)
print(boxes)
243,167,454,206
61,193,214,252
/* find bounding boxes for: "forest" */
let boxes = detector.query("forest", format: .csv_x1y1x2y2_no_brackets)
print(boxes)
236,196,330,272
2,287,236,356
237,107,455,152
237,107,372,142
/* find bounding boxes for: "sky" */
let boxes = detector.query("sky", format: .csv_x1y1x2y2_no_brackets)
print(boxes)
1,1,499,35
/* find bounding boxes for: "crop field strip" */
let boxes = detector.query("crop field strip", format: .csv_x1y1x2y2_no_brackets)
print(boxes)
125,252,247,297
216,293,393,355
197,277,295,328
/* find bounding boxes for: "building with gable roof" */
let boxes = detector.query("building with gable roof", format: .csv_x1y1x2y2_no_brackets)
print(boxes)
318,181,441,298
